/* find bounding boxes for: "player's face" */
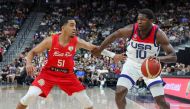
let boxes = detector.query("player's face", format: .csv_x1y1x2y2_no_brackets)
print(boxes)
63,20,76,38
137,14,151,31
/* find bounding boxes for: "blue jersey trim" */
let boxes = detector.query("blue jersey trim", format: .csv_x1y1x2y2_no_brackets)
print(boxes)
119,74,135,85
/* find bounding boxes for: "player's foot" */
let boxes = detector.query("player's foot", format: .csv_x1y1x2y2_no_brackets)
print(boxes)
16,102,27,109
85,106,93,109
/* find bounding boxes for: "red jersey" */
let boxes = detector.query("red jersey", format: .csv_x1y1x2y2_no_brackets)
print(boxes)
32,34,85,98
41,34,78,77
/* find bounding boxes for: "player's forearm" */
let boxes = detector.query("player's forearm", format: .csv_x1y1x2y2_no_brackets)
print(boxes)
26,51,35,64
99,32,119,51
158,53,177,63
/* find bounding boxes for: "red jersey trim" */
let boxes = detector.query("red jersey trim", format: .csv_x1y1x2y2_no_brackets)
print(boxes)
131,23,158,44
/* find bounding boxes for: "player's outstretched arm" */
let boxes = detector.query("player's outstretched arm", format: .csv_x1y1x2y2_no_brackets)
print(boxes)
91,24,133,56
76,38,126,61
76,38,97,51
26,37,51,75
156,29,177,63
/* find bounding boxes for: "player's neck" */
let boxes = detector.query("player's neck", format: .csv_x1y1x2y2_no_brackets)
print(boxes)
139,24,153,38
59,33,70,43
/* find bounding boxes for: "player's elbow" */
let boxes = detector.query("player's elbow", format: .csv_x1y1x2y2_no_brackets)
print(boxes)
171,54,177,63
173,55,177,62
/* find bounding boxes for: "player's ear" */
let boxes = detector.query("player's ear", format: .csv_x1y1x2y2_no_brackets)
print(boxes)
61,25,65,30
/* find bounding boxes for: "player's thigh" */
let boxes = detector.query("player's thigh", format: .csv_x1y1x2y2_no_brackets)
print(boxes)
32,74,54,97
144,76,164,97
117,63,140,89
143,76,164,88
58,77,85,96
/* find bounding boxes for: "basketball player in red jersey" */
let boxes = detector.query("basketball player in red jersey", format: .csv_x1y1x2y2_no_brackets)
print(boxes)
92,9,177,109
16,17,125,109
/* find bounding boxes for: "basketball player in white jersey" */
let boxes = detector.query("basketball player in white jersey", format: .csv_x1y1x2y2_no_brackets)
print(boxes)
92,9,177,109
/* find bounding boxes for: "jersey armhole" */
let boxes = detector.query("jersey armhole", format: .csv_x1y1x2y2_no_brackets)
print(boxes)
74,36,78,47
127,24,135,41
154,27,159,47
49,34,58,51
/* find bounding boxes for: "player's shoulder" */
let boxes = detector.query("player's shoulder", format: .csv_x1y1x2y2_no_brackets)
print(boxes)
156,28,166,38
39,36,53,49
44,36,52,43
155,28,169,44
117,24,134,37
123,24,134,30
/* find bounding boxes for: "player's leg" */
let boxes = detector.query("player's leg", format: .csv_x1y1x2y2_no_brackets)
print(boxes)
150,83,170,109
145,77,170,109
16,73,54,109
116,75,135,109
58,74,93,109
115,61,140,109
16,86,42,109
154,95,170,109
72,90,93,109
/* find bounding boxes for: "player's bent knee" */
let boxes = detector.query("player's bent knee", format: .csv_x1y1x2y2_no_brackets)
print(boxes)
20,93,38,106
20,86,42,106
155,97,170,109
115,86,128,101
115,86,128,95
73,90,93,108
154,95,167,105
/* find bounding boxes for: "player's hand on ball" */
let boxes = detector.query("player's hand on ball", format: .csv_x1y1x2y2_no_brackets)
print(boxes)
26,63,35,76
148,56,160,62
141,56,161,79
113,53,127,63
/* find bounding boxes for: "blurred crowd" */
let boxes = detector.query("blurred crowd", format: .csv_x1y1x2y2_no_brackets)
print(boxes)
0,0,190,87
162,63,190,76
0,2,31,61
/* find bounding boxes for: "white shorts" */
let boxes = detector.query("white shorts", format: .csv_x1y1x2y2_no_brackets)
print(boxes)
117,59,165,97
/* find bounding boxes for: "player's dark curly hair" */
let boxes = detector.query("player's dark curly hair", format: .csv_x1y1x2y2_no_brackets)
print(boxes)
60,17,76,27
139,9,155,20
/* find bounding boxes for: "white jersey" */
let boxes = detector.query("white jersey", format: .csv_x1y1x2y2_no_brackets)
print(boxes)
117,23,164,97
126,23,160,68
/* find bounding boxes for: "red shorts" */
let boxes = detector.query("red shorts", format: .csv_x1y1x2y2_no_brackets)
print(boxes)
32,71,85,98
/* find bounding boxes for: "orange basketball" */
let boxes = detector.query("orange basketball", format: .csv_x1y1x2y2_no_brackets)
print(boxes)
141,58,162,79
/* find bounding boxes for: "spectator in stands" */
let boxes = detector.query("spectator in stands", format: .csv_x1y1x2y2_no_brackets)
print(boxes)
136,77,146,88
76,66,86,83
98,74,106,88
1,65,9,83
185,65,190,76
0,47,3,62
91,72,99,86
0,2,31,64
176,64,186,75
6,64,16,84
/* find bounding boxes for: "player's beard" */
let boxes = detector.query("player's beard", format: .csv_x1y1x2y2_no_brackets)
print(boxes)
70,35,74,38
70,32,76,38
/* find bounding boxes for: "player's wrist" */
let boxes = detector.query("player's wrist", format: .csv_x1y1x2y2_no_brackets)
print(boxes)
99,46,105,52
26,60,32,66
157,57,161,62
101,49,116,58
